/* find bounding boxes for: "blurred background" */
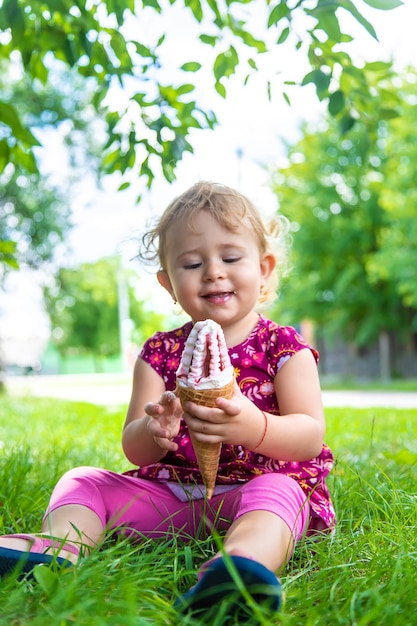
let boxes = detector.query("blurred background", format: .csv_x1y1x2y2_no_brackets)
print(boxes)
1,0,416,384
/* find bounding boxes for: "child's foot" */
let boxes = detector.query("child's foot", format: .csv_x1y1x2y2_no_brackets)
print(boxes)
175,555,282,617
0,534,78,579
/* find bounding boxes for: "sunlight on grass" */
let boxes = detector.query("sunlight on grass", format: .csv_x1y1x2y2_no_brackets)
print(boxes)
0,394,416,624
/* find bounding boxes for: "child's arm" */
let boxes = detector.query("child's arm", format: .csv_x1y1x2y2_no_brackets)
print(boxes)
122,357,182,467
264,347,325,460
182,348,325,462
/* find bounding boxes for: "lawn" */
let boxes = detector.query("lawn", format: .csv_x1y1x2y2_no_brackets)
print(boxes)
0,394,416,625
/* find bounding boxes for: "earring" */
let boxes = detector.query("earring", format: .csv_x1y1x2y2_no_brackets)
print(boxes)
172,298,183,316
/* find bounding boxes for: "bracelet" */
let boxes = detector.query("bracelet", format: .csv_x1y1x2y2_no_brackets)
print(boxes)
253,411,268,451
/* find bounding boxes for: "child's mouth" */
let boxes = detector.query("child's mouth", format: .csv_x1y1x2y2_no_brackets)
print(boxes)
203,291,235,304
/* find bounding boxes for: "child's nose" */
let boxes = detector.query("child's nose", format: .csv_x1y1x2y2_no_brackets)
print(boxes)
203,259,225,281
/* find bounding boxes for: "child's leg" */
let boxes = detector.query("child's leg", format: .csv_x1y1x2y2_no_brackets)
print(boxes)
216,473,309,571
195,472,309,580
0,507,99,565
0,465,111,567
176,474,309,613
222,510,293,572
41,504,105,560
0,466,206,570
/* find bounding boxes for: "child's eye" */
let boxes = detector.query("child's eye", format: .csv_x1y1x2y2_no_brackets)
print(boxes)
224,257,240,264
183,262,201,270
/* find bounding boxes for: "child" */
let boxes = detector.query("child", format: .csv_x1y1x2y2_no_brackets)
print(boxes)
0,181,335,617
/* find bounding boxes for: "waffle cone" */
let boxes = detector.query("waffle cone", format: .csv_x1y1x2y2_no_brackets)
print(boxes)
177,377,234,499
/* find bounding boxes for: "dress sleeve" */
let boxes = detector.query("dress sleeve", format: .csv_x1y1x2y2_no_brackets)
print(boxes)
139,325,190,390
272,325,319,373
139,332,166,378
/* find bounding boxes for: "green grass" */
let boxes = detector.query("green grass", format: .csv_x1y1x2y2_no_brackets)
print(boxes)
320,376,417,392
0,394,416,625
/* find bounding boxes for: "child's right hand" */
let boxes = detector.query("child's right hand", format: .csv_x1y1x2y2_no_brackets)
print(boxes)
144,391,182,452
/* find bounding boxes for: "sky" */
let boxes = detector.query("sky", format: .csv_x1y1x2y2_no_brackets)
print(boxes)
1,0,416,367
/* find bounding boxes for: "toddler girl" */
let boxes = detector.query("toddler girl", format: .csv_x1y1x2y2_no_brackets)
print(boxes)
0,181,335,618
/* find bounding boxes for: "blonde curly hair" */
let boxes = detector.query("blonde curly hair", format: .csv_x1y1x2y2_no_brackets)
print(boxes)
138,181,291,304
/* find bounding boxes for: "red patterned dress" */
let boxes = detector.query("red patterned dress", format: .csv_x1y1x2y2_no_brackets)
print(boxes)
125,315,336,532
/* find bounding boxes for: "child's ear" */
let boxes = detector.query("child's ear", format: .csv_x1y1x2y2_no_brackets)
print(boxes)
157,269,174,298
260,252,276,282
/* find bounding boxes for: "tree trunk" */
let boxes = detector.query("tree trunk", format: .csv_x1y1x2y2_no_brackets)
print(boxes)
379,330,391,381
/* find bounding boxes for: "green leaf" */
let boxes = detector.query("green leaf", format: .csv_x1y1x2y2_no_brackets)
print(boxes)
302,69,331,98
29,52,49,83
0,102,41,147
118,181,130,191
131,92,153,107
337,0,378,39
365,61,393,72
133,42,153,58
184,0,203,21
0,239,19,269
362,0,403,9
33,565,59,595
339,114,355,133
206,0,222,23
328,90,345,116
102,148,121,172
176,83,195,96
199,34,218,46
142,0,161,12
378,108,400,120
110,30,133,69
4,0,26,42
12,145,38,174
213,46,239,81
180,62,202,72
315,11,342,41
238,30,267,52
268,2,290,27
277,26,290,44
0,138,10,172
215,81,226,98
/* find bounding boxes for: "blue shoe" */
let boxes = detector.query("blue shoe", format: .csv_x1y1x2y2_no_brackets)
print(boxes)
175,555,282,616
0,535,75,580
0,546,72,579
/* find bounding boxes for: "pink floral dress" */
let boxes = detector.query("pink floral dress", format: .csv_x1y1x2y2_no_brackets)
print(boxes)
125,315,336,531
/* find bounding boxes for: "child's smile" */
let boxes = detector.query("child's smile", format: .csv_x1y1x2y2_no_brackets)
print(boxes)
201,290,236,305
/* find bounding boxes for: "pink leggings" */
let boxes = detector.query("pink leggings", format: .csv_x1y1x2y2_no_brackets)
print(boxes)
45,467,310,545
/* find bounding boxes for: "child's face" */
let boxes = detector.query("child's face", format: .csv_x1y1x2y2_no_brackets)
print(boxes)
158,210,275,339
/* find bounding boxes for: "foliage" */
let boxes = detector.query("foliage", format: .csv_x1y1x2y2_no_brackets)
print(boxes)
0,165,70,273
271,66,417,347
0,394,416,624
0,0,404,190
0,0,405,274
0,61,101,275
43,256,165,362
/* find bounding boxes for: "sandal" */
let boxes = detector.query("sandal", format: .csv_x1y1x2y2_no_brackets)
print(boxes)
0,533,79,579
175,555,282,616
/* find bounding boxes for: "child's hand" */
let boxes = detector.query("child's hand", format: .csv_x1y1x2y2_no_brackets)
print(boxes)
182,384,263,450
144,391,183,452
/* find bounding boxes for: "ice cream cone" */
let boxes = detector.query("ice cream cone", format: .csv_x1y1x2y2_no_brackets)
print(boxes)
178,378,234,499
